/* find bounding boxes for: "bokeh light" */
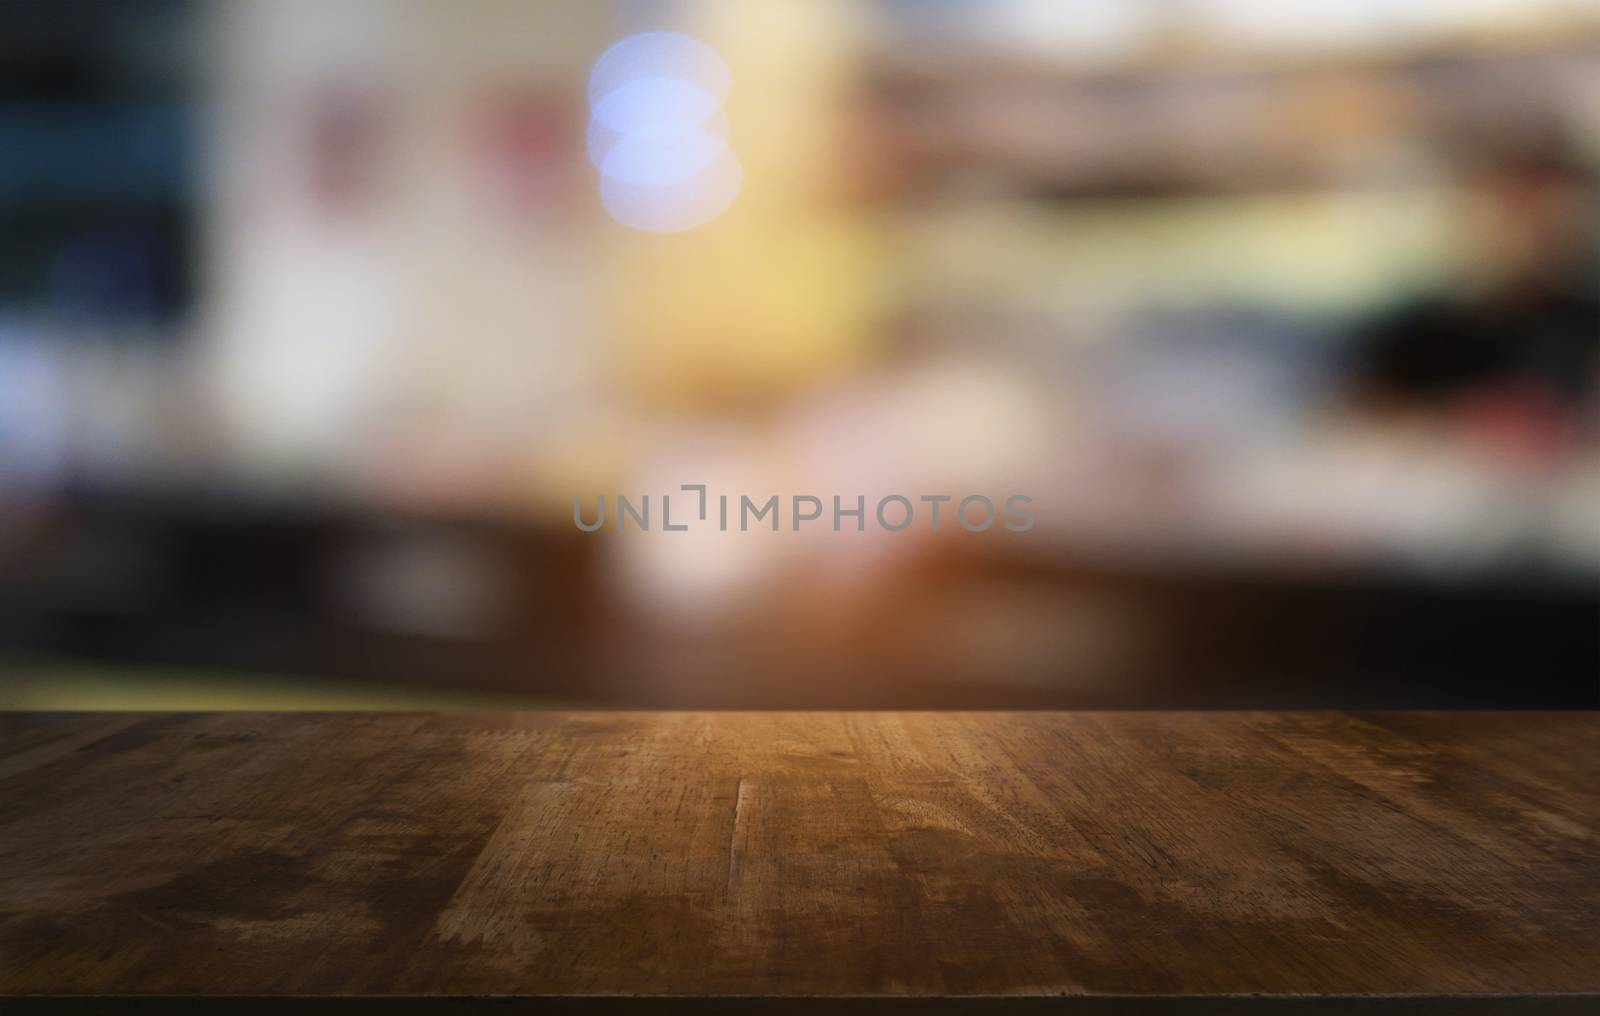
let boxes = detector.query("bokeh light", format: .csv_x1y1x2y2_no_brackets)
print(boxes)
588,31,741,232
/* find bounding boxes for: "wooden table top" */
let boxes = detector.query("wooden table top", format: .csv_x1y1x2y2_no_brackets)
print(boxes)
2,711,1598,1012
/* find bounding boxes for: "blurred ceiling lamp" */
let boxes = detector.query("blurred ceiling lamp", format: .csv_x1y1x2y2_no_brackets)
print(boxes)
607,0,878,405
588,31,742,232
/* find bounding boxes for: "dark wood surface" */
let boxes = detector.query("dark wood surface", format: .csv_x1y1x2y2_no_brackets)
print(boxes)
2,711,1598,1011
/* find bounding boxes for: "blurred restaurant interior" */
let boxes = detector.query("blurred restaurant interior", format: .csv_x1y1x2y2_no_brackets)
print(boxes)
0,0,1597,709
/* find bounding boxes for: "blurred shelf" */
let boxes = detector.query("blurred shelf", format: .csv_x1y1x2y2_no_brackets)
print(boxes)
870,23,1600,87
863,33,1600,200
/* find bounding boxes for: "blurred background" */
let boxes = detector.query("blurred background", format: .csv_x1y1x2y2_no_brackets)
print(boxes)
1,0,1597,709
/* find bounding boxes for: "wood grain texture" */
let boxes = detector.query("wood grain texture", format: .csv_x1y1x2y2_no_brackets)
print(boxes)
0,711,1597,1003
